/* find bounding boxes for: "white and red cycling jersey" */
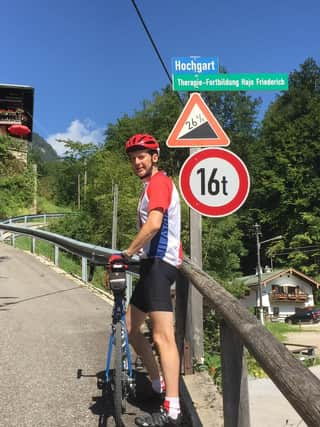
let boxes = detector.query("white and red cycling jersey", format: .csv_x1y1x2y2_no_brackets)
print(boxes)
138,171,182,267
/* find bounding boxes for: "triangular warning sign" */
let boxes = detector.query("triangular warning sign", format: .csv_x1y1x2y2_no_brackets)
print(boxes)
166,92,230,148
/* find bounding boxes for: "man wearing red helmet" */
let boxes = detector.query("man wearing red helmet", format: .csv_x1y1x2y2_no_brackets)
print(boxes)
122,134,182,426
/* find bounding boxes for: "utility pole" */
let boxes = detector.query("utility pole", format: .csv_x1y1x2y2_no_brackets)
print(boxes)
32,163,37,214
254,223,264,325
84,158,87,203
255,224,283,325
77,174,81,210
112,183,118,249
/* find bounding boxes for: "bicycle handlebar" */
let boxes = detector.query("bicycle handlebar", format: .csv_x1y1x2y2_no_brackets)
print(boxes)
87,257,140,282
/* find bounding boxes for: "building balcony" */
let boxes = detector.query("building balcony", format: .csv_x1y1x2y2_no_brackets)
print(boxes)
0,110,24,125
269,292,308,302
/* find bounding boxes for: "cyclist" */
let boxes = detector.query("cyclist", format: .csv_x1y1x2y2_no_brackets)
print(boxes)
121,133,182,426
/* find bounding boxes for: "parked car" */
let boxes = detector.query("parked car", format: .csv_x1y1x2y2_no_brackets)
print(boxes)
285,307,320,324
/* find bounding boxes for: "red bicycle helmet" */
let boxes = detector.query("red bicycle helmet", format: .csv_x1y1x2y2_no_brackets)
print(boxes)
125,134,159,153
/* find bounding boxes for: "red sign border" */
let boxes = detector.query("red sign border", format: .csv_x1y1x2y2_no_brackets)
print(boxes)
179,148,250,217
166,93,230,148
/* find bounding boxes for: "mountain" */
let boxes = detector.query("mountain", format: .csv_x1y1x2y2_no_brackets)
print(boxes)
29,132,59,163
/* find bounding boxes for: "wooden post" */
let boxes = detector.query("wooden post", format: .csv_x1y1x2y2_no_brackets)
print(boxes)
175,271,191,374
220,321,250,427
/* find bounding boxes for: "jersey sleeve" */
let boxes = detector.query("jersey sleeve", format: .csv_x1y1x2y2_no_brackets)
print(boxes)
147,173,172,212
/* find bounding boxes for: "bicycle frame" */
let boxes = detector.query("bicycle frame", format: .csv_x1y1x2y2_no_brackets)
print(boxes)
104,290,134,384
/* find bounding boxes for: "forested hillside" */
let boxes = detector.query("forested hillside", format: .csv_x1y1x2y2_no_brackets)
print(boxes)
29,132,59,165
1,58,319,286
0,135,34,218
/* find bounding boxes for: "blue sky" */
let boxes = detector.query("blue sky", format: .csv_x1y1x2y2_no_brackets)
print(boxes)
1,0,319,155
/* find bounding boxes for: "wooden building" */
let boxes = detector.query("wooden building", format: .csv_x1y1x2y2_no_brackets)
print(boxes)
0,84,34,164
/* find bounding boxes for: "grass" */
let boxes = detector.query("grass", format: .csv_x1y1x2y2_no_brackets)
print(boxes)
203,316,319,384
246,320,319,378
37,197,74,214
265,320,302,340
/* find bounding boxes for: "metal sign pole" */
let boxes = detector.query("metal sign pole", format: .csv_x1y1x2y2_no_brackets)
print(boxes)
186,147,204,365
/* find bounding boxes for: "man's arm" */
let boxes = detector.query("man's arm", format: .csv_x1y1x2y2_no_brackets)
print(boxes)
124,209,164,257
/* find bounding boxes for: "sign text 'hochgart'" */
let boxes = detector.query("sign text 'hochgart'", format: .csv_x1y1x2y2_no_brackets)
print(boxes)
171,57,219,74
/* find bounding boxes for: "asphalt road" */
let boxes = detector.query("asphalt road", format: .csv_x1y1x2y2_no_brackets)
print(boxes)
0,243,160,427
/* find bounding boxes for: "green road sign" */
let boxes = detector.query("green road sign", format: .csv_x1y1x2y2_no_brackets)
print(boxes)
173,73,288,91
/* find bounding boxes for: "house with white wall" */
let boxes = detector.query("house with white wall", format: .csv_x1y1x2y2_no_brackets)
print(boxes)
239,268,320,320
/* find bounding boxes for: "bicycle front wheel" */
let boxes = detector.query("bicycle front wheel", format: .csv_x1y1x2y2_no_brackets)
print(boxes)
113,321,123,426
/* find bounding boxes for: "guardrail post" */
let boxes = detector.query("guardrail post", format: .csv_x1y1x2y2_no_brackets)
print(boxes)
24,216,27,225
220,320,250,427
11,233,15,247
54,245,59,266
44,214,47,224
31,237,36,254
81,257,88,282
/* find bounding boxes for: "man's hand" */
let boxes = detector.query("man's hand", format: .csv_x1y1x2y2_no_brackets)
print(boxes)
122,250,133,263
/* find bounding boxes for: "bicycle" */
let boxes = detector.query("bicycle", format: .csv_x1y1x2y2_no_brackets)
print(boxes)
97,256,138,426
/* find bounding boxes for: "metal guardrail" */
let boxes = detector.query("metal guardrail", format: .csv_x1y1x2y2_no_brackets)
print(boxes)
0,221,117,270
0,218,137,301
0,212,77,224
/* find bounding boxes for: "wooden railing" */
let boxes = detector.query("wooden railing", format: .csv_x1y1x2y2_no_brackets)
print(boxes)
176,256,320,427
270,292,308,302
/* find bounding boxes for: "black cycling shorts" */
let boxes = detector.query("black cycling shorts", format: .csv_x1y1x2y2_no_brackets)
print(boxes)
130,258,178,313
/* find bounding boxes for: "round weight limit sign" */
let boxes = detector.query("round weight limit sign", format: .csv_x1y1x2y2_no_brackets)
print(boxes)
179,148,250,217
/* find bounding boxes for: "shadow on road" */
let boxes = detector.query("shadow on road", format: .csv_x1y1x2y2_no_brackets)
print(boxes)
90,376,115,427
0,286,81,310
88,370,163,427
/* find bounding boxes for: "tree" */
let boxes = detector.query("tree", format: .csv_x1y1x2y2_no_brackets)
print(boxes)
245,58,320,275
202,215,248,282
105,86,189,175
202,90,261,166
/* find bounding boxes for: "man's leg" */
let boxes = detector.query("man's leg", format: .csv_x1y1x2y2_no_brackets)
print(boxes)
135,310,181,425
126,303,160,380
149,311,180,397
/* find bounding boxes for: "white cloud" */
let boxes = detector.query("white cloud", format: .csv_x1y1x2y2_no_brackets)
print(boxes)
47,119,104,156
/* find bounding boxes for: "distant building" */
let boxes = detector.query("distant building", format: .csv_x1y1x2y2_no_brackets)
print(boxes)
239,268,320,321
0,84,34,164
